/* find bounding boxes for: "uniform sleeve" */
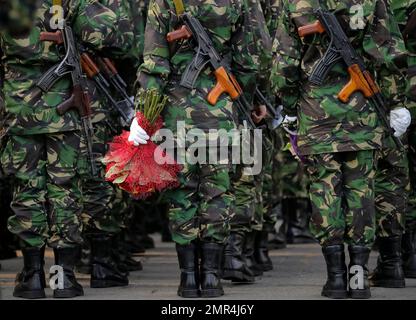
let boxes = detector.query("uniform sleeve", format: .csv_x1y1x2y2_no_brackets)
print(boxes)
270,1,302,116
249,0,273,98
363,0,408,110
70,0,132,57
135,0,172,93
403,5,416,119
230,0,260,103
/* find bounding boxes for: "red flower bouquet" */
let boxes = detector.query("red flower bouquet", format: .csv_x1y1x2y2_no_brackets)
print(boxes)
102,90,181,199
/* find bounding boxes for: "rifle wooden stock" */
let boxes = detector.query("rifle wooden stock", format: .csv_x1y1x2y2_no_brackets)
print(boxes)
338,64,374,103
56,85,90,117
81,53,99,78
103,58,118,75
207,67,241,105
297,20,325,37
96,57,112,77
167,25,192,42
39,30,64,44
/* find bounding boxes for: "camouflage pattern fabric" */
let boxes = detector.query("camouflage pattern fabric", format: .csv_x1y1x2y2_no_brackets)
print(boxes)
125,0,148,65
270,0,408,156
0,1,126,248
75,0,135,237
1,132,83,249
230,165,256,234
390,0,416,231
78,121,121,235
261,136,281,232
306,150,376,247
252,0,273,233
163,162,234,245
0,0,126,136
137,0,261,245
261,0,282,39
375,146,410,237
274,130,310,199
137,0,259,138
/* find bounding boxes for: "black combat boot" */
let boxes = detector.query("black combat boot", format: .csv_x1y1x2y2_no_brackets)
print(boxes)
176,243,199,298
113,235,142,273
254,230,273,272
402,230,416,278
244,232,263,277
286,198,316,244
52,247,84,298
75,238,92,274
222,232,254,283
321,245,347,299
348,245,371,299
369,236,405,288
200,241,224,298
90,234,129,288
13,247,46,299
269,202,287,249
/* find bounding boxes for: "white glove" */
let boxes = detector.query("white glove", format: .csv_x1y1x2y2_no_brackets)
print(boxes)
282,115,298,135
390,108,411,138
128,118,150,146
283,115,297,125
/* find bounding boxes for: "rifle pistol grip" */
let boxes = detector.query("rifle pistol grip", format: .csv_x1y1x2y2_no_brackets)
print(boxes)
207,67,240,105
338,64,373,103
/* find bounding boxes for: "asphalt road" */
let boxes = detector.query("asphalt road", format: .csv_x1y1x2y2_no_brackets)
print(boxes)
1,235,415,300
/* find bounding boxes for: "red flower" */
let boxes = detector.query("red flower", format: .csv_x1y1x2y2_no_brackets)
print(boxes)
103,112,181,199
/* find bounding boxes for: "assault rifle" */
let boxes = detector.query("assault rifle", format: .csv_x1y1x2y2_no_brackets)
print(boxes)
39,25,98,175
166,13,281,131
37,52,135,127
80,53,135,126
298,8,403,149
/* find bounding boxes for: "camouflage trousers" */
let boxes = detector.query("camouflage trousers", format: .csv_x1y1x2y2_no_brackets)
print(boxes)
79,121,120,235
374,145,409,238
164,160,234,245
407,126,416,231
261,129,283,232
230,164,257,233
261,158,277,232
1,132,83,248
229,129,278,234
306,150,376,248
275,130,309,200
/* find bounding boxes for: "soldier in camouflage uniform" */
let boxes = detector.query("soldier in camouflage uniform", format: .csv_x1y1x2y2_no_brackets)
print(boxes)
264,0,316,249
0,46,17,267
370,0,416,286
137,0,261,298
73,0,139,289
223,0,272,283
271,0,409,299
0,0,127,299
397,0,416,279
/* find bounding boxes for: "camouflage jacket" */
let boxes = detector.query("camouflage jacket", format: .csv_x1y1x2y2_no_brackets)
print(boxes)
250,0,273,98
0,0,127,135
125,0,149,66
390,0,416,117
136,0,260,136
86,0,134,125
261,0,282,38
270,0,408,155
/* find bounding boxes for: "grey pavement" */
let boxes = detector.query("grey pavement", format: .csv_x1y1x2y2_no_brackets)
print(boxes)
1,235,415,300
